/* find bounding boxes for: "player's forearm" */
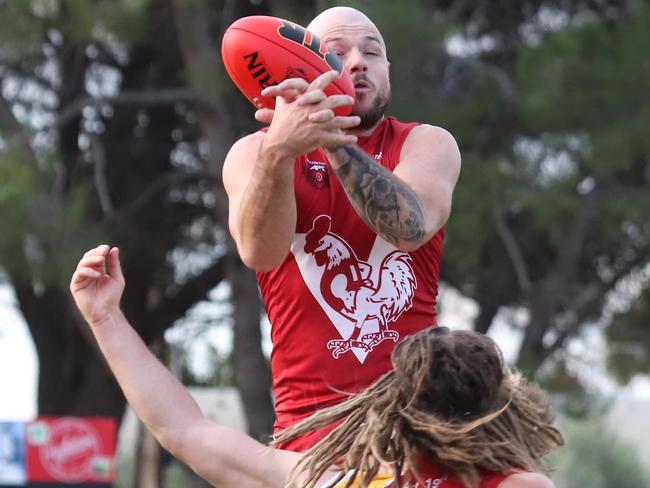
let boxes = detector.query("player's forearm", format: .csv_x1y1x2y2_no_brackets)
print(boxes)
237,146,297,271
326,145,426,250
90,311,204,453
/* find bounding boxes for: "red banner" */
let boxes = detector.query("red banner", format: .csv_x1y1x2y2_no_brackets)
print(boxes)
26,417,116,484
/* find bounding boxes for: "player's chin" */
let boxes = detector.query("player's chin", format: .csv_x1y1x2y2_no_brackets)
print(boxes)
351,97,372,116
353,90,370,104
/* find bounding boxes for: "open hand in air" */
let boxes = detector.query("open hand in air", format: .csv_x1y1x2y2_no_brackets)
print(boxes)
70,245,125,327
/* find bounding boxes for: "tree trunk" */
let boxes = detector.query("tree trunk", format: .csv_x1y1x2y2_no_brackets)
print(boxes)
14,283,127,416
474,301,499,335
230,257,275,441
136,426,163,488
171,0,275,440
516,278,559,375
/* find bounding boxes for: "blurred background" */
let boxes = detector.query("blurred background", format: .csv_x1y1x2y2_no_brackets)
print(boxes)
0,0,649,486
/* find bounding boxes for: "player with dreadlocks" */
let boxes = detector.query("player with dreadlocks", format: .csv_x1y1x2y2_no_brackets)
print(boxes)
274,327,563,488
70,245,563,488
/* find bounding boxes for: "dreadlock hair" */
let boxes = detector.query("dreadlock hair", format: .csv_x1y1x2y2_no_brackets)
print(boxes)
273,327,564,488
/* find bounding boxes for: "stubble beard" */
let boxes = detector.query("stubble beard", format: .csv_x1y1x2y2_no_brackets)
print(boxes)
353,85,391,131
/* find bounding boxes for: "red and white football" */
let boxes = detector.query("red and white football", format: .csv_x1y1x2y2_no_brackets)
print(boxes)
221,15,354,115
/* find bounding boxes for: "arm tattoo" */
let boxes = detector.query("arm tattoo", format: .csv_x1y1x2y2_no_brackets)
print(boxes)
331,145,425,247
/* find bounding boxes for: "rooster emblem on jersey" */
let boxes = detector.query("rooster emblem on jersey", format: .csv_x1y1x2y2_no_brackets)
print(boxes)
304,215,417,359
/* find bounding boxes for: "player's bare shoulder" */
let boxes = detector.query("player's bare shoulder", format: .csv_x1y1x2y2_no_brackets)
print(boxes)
224,130,266,164
400,124,461,183
402,124,460,164
222,131,266,194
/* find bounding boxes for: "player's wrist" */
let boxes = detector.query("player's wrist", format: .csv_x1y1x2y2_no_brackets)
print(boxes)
259,135,298,165
323,144,352,169
87,308,125,329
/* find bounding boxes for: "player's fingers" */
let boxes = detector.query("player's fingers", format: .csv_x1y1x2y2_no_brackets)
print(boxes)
70,267,102,293
82,244,110,259
308,109,335,123
308,70,339,91
261,78,309,97
254,108,274,124
279,89,304,102
324,115,361,130
74,267,103,281
281,77,310,91
77,254,107,271
297,90,327,106
261,87,303,102
322,94,355,110
107,247,125,284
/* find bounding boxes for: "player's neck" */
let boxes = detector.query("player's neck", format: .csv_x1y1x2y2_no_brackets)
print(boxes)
348,116,384,137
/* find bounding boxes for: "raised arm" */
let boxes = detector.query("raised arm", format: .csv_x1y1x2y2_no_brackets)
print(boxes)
223,71,359,271
223,132,295,271
324,124,461,252
69,245,298,488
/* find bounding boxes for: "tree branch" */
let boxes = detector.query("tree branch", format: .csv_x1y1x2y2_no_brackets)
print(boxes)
0,93,38,163
116,170,215,220
55,88,220,128
171,0,237,187
0,58,55,90
151,252,233,330
494,206,531,292
544,253,649,357
554,186,603,282
89,133,114,214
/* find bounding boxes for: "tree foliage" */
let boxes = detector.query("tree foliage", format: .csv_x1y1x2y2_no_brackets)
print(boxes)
1,2,649,474
0,0,274,447
408,1,650,379
607,284,650,384
552,417,650,488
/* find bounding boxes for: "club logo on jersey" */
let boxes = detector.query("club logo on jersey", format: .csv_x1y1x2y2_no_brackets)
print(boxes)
303,160,329,188
292,215,417,363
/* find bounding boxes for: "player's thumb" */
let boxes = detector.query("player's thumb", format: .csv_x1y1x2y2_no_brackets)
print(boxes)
107,247,125,284
255,108,274,124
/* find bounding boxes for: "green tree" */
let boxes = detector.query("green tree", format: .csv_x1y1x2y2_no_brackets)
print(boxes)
0,0,273,442
1,0,279,484
409,1,650,378
331,2,650,382
553,417,650,488
4,3,650,483
607,284,650,384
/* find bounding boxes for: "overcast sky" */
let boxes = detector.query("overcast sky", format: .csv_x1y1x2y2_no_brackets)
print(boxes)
0,285,37,420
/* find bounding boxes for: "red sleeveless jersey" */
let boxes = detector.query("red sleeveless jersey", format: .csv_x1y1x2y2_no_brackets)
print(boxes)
387,456,513,488
257,117,445,448
326,456,514,487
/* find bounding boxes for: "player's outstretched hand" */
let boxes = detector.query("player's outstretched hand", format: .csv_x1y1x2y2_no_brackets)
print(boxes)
255,71,356,127
259,70,359,156
254,76,310,123
70,245,125,327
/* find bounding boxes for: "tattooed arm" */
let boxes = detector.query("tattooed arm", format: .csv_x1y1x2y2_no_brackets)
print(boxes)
327,144,427,246
324,124,461,251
